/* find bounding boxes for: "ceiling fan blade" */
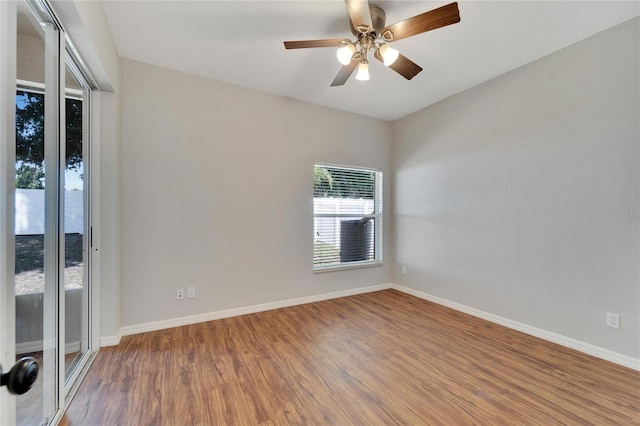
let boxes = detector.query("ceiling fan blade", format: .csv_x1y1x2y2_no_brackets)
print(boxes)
345,0,373,33
330,60,359,87
374,50,423,80
284,39,344,49
381,2,460,42
388,55,423,80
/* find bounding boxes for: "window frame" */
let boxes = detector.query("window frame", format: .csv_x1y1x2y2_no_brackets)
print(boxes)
313,163,383,272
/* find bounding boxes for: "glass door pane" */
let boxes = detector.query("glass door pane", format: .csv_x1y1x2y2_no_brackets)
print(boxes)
63,60,89,383
14,2,59,424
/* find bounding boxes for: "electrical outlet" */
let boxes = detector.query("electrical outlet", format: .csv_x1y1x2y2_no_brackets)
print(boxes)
402,265,407,275
187,287,195,298
176,288,185,300
606,312,619,329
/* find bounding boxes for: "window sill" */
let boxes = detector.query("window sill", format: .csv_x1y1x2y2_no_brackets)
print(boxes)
313,260,383,274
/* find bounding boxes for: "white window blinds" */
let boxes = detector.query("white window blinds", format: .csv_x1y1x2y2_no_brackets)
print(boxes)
313,164,382,270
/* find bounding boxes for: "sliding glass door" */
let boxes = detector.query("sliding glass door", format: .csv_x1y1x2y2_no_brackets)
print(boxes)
62,56,91,391
2,1,94,424
14,4,60,423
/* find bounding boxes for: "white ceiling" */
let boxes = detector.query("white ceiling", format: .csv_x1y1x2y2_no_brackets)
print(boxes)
101,1,639,121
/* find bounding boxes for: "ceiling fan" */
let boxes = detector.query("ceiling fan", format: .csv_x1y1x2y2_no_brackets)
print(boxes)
284,0,461,87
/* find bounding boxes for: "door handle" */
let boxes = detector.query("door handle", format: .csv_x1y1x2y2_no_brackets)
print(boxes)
1,357,39,395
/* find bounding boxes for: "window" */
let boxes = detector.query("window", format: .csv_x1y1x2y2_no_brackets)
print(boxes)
313,164,382,271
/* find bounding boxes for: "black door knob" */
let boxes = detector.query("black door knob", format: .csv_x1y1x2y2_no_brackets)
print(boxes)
1,357,39,395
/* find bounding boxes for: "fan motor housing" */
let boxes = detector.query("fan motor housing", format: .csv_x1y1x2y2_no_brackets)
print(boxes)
350,5,386,36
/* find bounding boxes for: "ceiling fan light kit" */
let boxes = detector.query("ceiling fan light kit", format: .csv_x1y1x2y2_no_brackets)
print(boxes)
337,41,356,65
355,60,370,81
284,1,461,87
378,43,399,66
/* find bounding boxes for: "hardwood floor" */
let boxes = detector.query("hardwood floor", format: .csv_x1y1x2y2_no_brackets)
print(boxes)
60,290,639,425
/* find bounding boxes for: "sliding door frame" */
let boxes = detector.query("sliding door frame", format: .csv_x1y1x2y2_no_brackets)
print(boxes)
1,0,101,423
0,1,18,424
60,55,93,402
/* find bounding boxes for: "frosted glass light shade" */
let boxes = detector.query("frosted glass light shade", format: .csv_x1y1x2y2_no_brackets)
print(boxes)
336,43,356,65
379,43,399,66
355,61,369,81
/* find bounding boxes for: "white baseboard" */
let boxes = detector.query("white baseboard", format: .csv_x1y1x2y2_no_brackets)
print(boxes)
16,340,42,354
114,283,392,340
99,334,121,347
391,284,640,371
16,340,82,355
102,282,638,371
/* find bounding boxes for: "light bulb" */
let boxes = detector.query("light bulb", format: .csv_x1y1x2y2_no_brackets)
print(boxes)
379,43,399,66
336,43,356,65
355,60,369,81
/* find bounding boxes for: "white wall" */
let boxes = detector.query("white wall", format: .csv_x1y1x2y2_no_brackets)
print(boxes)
393,18,639,359
119,58,392,327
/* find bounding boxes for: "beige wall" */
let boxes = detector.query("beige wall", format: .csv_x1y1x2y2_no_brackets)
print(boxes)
17,34,43,84
47,2,638,364
17,34,82,89
119,58,393,327
393,18,639,358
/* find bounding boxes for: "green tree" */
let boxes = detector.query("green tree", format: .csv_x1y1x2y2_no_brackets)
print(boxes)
15,162,44,189
314,166,375,199
314,166,334,197
65,96,83,171
16,91,45,166
16,90,83,170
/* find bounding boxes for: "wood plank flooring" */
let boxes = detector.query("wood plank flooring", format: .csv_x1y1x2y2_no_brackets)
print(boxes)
60,290,639,425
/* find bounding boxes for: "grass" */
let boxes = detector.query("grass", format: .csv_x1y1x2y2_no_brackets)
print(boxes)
313,240,340,265
15,233,83,273
15,234,84,295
